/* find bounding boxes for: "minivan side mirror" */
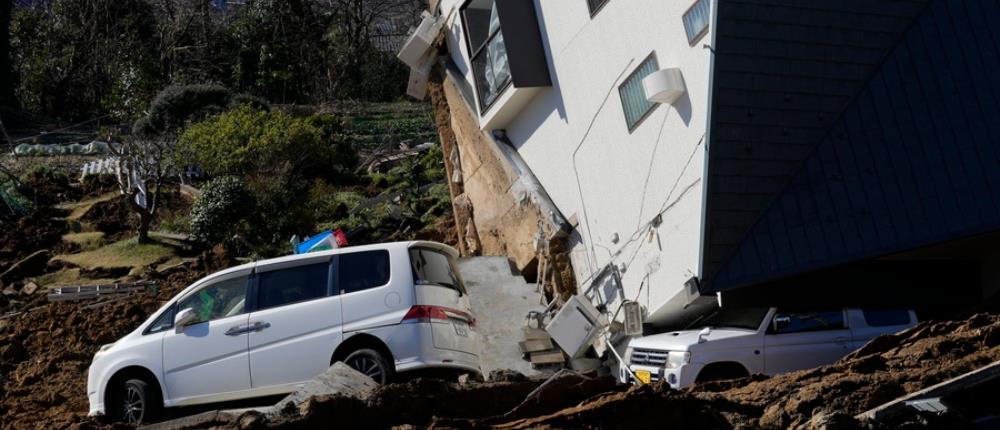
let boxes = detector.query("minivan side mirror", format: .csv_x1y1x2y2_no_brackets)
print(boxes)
174,307,198,332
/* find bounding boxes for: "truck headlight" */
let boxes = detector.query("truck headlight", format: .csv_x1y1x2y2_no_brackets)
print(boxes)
666,351,690,369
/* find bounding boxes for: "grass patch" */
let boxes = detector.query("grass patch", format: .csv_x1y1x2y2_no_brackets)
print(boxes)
33,268,116,289
56,191,119,220
62,231,106,250
53,238,175,270
155,256,194,272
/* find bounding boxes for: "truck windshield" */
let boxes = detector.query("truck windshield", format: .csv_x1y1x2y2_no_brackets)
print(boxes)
409,247,467,295
695,306,770,330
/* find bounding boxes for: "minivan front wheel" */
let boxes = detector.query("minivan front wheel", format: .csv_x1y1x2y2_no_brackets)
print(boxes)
111,378,161,424
344,348,394,384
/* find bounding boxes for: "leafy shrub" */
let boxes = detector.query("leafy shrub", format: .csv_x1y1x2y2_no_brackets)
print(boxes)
158,213,192,235
190,176,255,250
178,106,355,183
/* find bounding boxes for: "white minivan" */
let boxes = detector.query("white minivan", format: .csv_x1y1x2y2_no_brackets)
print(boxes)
621,307,917,388
87,241,480,424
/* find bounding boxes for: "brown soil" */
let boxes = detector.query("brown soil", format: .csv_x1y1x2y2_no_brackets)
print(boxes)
686,314,1000,428
413,214,459,248
78,186,192,241
79,197,133,239
0,247,236,430
0,212,67,277
200,314,1000,430
79,176,119,199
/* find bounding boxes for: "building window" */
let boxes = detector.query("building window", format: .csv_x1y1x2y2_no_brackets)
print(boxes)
587,0,610,16
619,54,659,132
683,0,711,45
462,0,512,111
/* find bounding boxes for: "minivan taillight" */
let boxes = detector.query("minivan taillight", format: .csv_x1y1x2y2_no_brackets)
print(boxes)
403,305,476,326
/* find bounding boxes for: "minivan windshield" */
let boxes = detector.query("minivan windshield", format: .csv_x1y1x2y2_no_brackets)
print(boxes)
409,247,467,295
693,306,770,331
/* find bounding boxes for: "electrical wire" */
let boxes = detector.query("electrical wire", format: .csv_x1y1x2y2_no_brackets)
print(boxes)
571,58,636,280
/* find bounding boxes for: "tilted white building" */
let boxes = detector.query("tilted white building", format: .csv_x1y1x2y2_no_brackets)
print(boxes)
404,0,1000,330
408,0,717,328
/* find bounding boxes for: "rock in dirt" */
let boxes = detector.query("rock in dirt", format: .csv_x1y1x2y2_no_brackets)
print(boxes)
273,363,377,413
20,282,38,296
0,250,51,284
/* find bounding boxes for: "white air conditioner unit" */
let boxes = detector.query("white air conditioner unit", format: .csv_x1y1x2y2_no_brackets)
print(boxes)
397,11,444,69
545,295,604,358
642,68,686,105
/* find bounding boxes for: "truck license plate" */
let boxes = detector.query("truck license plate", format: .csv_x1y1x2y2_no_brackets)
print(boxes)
453,321,469,337
635,370,651,384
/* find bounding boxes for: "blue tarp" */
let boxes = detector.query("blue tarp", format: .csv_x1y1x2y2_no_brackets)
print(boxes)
295,230,335,254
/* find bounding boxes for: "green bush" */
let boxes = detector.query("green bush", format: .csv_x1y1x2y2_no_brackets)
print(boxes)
190,176,255,250
178,106,355,183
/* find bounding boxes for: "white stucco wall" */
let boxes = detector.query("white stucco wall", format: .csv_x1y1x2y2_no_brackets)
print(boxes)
438,0,715,325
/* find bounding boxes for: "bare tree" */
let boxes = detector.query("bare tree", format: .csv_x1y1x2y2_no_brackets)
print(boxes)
326,0,422,94
110,135,175,244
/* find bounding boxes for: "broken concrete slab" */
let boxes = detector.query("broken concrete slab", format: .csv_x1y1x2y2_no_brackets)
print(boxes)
142,364,376,430
139,410,238,430
272,362,377,413
529,350,565,366
518,338,554,354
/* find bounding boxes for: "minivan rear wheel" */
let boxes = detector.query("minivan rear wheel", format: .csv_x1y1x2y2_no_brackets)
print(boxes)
344,348,394,384
110,378,161,424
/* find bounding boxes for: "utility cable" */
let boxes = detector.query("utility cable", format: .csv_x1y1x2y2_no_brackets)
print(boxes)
571,58,636,282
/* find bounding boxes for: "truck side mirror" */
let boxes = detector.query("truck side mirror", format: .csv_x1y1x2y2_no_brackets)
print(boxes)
174,308,198,333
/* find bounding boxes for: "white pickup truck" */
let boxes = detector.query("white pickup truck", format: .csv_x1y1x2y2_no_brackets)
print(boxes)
620,307,917,388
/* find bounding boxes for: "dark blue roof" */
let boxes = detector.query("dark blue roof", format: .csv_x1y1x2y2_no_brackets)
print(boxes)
705,0,1000,291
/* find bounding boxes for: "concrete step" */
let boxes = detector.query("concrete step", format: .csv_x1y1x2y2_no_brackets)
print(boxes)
458,256,553,380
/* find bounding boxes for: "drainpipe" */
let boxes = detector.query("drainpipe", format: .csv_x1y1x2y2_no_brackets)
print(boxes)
490,130,571,236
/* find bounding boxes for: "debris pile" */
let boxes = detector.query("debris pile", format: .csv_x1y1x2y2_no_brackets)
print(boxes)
0,252,997,430
161,313,1000,430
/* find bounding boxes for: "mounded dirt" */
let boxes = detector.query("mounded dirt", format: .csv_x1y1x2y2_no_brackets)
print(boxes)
0,248,236,430
687,313,1000,429
147,314,1000,430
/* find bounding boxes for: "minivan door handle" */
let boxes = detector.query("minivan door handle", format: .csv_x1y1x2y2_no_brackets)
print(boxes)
225,325,250,336
249,322,271,332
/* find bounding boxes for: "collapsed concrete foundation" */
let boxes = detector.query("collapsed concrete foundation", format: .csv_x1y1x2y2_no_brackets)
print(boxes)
427,64,576,301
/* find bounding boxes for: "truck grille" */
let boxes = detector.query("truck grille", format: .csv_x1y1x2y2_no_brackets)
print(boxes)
630,348,669,367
